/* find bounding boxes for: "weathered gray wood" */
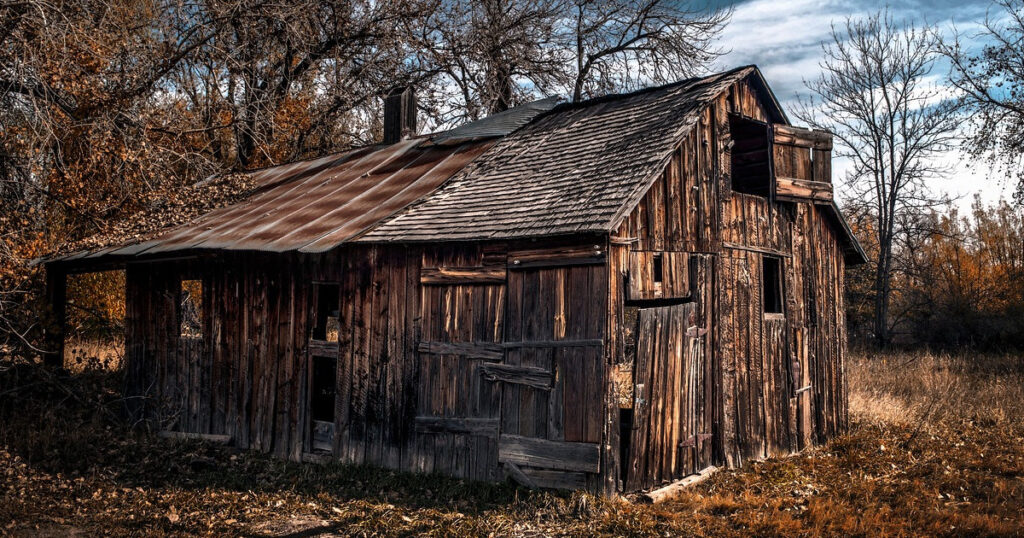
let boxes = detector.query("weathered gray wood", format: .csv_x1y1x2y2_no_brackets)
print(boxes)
503,462,539,489
479,363,552,390
414,416,499,436
520,467,588,490
307,339,339,358
642,466,718,503
158,430,232,444
498,434,601,473
417,341,503,360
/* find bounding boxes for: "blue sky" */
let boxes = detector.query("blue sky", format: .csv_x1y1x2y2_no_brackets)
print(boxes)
711,0,1014,208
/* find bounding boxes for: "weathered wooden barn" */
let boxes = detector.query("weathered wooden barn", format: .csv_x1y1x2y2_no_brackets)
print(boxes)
44,66,866,495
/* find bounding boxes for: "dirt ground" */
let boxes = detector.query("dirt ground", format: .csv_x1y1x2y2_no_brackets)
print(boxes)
1,351,1022,537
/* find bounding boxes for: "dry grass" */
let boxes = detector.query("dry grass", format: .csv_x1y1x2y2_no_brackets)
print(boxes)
1,350,1022,536
63,338,124,372
849,350,1024,427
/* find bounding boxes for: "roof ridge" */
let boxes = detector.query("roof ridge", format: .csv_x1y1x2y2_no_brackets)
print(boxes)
533,65,757,120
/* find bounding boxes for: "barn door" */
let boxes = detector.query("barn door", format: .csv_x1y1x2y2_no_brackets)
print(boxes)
415,250,506,481
626,302,713,491
496,254,606,490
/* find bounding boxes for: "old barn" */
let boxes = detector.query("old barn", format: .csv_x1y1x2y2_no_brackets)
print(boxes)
44,66,866,495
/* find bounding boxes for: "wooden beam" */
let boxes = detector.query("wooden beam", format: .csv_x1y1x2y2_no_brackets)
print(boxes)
498,434,601,473
308,339,340,358
479,363,552,390
301,452,333,464
503,461,539,489
775,176,833,202
773,124,833,150
722,242,792,258
520,467,587,490
642,466,719,503
417,341,504,360
414,416,500,436
501,339,603,349
43,264,66,368
509,244,606,269
420,266,506,285
158,431,232,444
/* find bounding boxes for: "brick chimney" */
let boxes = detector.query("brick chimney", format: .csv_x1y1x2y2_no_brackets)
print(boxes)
383,86,416,144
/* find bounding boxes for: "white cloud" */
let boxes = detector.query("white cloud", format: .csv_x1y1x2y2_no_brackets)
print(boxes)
714,0,1009,209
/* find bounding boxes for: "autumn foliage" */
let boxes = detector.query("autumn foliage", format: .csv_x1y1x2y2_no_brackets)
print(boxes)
845,197,1024,349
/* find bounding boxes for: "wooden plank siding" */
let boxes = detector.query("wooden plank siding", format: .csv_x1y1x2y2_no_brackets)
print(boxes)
608,77,849,490
119,75,851,496
123,239,611,490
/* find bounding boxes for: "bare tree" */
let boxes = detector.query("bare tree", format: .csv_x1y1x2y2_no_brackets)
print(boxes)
939,0,1024,203
412,0,567,124
413,0,729,129
796,11,959,347
567,0,729,102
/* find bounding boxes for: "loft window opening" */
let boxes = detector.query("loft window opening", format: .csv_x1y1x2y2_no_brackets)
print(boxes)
729,114,772,197
180,279,204,339
652,254,664,284
763,257,784,315
312,282,340,342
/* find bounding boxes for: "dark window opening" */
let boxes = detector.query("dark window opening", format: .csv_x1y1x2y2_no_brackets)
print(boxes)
619,408,634,480
310,355,337,422
763,257,784,314
180,279,204,338
312,282,340,342
729,114,772,196
652,254,664,284
310,355,337,452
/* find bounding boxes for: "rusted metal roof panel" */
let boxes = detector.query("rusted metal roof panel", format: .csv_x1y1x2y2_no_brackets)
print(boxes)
74,138,493,259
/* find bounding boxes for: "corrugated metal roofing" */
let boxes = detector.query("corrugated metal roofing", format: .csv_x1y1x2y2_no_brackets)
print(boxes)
360,67,758,242
53,138,493,260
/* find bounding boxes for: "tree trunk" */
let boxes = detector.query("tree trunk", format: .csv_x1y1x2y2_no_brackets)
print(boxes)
873,242,893,348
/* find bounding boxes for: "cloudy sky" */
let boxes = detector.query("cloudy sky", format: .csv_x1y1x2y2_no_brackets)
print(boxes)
710,0,1014,208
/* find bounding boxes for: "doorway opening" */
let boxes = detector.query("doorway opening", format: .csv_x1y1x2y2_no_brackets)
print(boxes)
310,354,337,452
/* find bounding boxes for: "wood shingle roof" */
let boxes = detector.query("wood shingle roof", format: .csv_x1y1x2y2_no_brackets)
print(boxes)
358,66,760,243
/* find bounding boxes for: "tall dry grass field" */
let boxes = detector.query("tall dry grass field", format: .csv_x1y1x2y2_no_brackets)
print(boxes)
849,350,1024,428
1,350,1021,536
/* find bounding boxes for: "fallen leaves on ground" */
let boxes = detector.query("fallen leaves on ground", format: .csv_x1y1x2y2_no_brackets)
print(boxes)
1,352,1021,536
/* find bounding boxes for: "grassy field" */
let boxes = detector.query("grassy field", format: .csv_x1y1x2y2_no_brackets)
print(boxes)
1,350,1022,537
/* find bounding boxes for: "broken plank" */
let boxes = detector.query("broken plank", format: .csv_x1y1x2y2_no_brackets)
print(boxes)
498,434,600,473
503,461,539,489
479,363,552,390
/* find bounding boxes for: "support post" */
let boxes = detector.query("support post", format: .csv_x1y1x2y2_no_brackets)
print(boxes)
44,263,66,368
